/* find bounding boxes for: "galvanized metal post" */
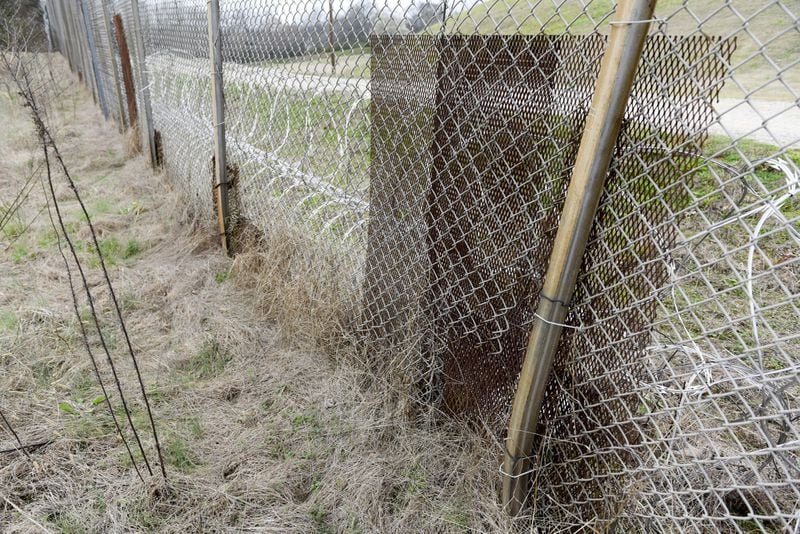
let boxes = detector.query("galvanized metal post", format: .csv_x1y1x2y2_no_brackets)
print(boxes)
207,0,233,256
43,1,53,53
79,0,109,119
501,0,658,516
76,2,97,101
101,0,126,132
328,0,336,71
130,0,157,167
66,2,87,84
55,1,75,72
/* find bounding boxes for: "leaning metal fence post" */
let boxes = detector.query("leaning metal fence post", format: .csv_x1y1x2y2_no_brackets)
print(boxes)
501,0,658,516
207,0,233,257
101,0,126,132
130,0,157,168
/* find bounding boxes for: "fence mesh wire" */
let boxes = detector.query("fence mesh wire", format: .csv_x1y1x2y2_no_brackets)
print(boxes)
45,0,800,530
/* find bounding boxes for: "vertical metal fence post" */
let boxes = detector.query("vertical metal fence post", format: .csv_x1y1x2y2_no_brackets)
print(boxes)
79,0,109,119
113,14,139,140
43,2,54,53
65,2,84,82
328,0,336,71
501,0,658,516
130,0,157,167
207,0,233,256
53,2,73,71
101,0,126,132
74,1,97,101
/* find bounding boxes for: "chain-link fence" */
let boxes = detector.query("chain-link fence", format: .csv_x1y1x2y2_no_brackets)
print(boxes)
45,0,800,530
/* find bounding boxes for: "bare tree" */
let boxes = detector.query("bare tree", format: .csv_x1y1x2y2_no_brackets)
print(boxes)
410,1,444,33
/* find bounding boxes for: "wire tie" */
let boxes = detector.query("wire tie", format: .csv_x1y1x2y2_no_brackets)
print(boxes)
538,293,571,308
500,442,538,479
533,312,582,330
609,18,661,25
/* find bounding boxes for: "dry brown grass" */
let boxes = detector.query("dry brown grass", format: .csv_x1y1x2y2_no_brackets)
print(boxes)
0,56,520,533
231,223,358,356
126,123,142,158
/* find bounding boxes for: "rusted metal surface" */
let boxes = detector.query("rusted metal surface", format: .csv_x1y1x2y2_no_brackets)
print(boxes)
113,14,138,132
427,35,574,423
365,33,735,448
530,34,736,523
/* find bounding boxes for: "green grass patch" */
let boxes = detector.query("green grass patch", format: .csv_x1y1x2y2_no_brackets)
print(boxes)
81,237,143,266
10,242,33,263
443,506,470,530
187,417,204,439
62,407,115,441
87,199,113,217
290,412,321,432
0,309,18,333
181,339,231,380
1,220,25,239
268,443,296,460
70,368,97,404
85,237,121,268
764,356,785,371
163,433,201,471
122,239,142,259
36,229,59,250
47,510,88,534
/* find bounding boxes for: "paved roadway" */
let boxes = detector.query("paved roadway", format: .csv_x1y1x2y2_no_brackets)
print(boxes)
710,98,799,149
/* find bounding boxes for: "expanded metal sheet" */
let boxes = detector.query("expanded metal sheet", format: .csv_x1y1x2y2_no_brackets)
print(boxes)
427,34,598,423
534,35,738,527
365,34,734,434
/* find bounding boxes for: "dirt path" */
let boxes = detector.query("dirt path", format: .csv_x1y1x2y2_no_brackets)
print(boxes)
0,59,504,532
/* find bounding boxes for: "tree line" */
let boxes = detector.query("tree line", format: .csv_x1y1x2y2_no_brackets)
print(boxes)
142,0,447,62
